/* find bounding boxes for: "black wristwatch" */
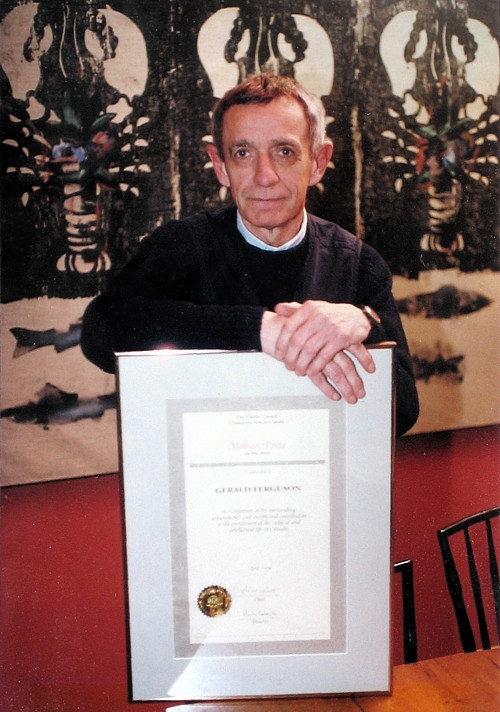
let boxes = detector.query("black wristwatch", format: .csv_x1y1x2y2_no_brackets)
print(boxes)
359,304,382,329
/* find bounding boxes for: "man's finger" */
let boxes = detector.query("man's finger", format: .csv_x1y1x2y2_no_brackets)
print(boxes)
323,352,366,403
274,301,301,317
308,371,342,401
273,306,312,360
346,343,376,373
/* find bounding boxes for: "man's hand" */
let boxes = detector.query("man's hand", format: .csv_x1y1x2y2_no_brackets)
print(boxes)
260,301,376,404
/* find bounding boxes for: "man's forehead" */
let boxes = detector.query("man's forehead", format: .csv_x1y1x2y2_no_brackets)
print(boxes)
222,97,309,141
224,95,305,119
227,135,302,148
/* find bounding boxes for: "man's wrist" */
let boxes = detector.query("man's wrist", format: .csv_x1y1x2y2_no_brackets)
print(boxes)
358,304,381,330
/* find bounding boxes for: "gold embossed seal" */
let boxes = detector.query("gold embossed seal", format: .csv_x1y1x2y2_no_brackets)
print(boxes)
197,585,232,617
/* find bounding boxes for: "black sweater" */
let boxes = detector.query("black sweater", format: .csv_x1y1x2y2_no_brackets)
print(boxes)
81,206,419,435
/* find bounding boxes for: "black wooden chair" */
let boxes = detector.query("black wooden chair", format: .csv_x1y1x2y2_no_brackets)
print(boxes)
437,506,500,653
394,559,418,663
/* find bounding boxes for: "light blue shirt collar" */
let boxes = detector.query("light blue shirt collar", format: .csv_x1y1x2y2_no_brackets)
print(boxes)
237,210,307,252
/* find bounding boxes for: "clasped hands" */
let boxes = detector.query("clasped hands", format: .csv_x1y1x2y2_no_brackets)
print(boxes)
260,300,375,403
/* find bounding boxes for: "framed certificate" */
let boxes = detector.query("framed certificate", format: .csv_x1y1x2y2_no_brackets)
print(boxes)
117,346,394,701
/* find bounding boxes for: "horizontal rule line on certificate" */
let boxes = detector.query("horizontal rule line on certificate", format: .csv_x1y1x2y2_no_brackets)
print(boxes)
189,460,327,468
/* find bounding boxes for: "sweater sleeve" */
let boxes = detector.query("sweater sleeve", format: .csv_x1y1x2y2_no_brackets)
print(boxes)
356,244,419,437
80,221,266,373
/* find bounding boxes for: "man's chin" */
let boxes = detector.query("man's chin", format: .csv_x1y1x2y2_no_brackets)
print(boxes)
243,206,289,229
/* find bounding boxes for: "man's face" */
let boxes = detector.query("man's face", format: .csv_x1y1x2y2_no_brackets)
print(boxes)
207,96,331,247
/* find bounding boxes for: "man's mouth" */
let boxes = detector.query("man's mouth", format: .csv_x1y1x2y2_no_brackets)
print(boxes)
249,196,285,203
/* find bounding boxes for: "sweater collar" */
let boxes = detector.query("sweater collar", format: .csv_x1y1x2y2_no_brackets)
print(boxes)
236,210,308,252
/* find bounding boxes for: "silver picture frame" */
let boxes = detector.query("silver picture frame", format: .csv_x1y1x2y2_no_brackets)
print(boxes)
117,346,395,701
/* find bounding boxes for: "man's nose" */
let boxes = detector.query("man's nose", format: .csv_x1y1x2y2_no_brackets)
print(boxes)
254,153,279,185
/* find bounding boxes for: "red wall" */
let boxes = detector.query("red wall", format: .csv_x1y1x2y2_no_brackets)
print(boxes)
392,424,500,663
1,424,499,712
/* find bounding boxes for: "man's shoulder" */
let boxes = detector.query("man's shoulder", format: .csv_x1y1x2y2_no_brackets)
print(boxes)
307,213,384,262
307,213,361,252
183,205,237,232
142,206,236,249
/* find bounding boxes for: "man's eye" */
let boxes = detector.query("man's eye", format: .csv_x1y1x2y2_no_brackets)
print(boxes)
278,147,294,158
234,149,249,158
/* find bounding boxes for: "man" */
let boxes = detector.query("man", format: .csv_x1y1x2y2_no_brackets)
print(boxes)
81,74,419,435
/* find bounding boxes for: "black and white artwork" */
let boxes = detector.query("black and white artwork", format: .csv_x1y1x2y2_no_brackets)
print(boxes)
1,0,498,483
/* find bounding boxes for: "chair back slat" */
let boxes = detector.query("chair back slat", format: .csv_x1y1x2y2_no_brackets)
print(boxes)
437,506,500,653
437,529,476,652
464,528,490,649
394,559,418,664
486,518,500,640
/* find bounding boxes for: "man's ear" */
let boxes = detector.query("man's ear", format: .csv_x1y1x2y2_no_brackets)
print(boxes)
206,143,230,187
308,141,334,187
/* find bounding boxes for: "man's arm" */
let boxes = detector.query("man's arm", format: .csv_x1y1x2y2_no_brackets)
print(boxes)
81,294,265,373
355,244,419,436
260,239,419,436
80,221,266,373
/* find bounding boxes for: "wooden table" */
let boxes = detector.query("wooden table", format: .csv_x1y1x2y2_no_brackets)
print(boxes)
170,648,499,712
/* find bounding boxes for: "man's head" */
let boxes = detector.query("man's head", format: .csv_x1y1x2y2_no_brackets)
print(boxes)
211,74,328,159
206,74,333,247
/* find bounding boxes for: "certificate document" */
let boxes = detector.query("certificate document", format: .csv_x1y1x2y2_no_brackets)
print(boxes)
118,348,393,700
167,396,346,656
